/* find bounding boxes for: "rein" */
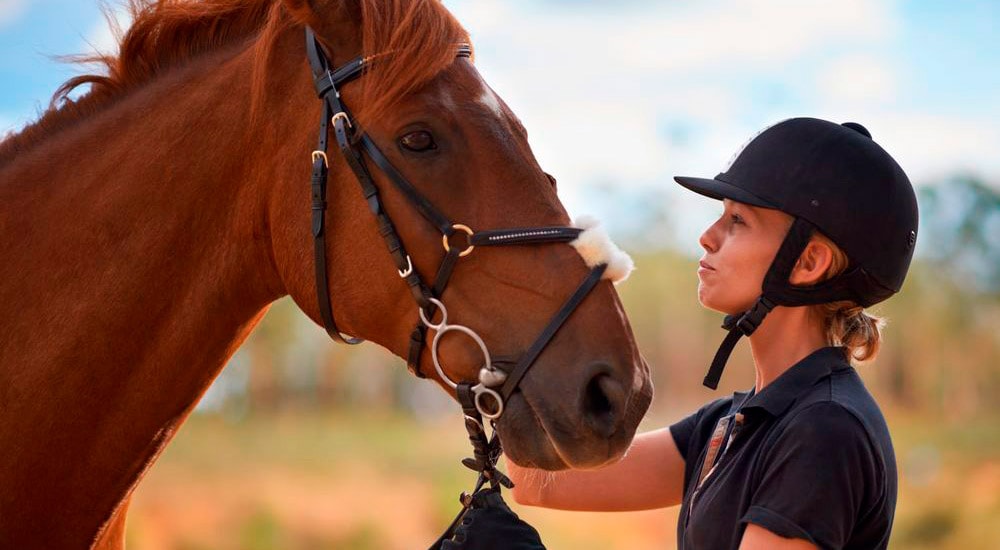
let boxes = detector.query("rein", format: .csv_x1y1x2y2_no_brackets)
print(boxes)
304,27,610,546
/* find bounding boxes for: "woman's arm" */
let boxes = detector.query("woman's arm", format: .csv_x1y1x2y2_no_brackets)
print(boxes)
506,427,686,512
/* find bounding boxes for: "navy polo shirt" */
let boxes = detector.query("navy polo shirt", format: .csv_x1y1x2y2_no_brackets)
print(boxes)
669,346,897,550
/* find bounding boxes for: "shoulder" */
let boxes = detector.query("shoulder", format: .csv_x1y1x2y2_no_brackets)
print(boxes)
764,397,891,489
787,366,894,465
778,400,875,447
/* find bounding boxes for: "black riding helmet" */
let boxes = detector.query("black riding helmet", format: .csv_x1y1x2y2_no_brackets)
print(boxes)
674,117,919,389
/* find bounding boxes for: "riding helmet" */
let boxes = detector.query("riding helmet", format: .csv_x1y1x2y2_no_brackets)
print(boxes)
674,117,919,389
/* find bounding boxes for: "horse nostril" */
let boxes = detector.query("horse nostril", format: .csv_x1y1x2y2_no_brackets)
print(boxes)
583,372,624,439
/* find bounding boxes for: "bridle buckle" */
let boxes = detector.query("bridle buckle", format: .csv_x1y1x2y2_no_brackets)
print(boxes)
311,150,329,168
397,255,414,278
331,111,352,130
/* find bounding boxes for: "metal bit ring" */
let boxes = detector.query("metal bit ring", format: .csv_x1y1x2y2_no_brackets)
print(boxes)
473,386,504,419
419,297,448,331
431,323,492,389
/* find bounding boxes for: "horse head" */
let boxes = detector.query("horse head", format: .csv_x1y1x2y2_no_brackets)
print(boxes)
269,0,653,470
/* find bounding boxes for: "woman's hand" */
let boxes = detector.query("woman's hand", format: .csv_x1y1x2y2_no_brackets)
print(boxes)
506,427,686,512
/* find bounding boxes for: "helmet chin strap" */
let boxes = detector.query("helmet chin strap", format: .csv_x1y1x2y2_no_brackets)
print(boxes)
704,296,777,389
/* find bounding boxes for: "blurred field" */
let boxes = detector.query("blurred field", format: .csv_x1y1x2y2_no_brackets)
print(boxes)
126,408,1000,549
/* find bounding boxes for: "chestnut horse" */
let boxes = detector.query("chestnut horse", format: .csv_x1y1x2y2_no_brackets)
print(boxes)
0,0,652,547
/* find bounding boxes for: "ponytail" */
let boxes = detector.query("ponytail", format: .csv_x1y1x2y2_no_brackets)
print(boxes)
812,233,886,363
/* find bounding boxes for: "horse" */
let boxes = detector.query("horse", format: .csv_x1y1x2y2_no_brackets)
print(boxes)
0,0,653,547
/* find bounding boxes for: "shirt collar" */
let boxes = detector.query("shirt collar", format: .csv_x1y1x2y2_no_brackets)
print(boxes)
731,346,850,418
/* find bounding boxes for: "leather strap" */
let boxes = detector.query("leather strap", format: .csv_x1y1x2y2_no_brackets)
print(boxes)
359,134,454,234
703,296,775,389
311,98,362,344
498,265,607,401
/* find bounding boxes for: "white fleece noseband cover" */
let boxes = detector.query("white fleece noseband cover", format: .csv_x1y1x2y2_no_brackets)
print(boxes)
570,216,635,284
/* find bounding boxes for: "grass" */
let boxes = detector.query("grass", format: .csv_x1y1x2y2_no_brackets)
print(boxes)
124,408,1000,549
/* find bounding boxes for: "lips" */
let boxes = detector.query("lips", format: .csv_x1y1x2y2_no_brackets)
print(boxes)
699,260,715,271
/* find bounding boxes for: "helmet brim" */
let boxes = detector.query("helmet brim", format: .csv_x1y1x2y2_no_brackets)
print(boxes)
673,176,778,209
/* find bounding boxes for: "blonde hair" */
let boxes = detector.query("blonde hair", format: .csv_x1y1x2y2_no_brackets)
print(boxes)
811,232,886,363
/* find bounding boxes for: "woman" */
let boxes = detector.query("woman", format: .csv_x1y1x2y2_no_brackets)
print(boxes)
506,118,919,550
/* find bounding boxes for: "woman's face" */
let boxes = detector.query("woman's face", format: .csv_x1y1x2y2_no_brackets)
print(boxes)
697,199,794,315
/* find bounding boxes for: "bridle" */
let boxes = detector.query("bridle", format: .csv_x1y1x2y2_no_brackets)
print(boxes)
305,27,610,420
304,27,611,544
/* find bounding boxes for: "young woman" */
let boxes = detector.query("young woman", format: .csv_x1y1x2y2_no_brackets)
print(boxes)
506,118,919,550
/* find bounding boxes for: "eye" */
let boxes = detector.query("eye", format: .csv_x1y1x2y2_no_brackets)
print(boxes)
399,130,437,152
730,214,745,225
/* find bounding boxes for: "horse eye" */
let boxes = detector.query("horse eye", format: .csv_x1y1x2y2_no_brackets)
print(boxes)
399,130,436,152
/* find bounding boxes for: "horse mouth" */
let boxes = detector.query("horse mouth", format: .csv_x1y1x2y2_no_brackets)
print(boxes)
495,392,570,470
496,373,652,470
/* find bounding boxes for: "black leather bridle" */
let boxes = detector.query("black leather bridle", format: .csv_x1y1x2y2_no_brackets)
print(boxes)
304,27,609,545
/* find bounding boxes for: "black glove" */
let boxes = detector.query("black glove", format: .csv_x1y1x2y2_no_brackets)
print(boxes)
439,488,546,550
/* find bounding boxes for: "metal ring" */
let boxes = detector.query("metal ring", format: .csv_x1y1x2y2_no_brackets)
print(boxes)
442,224,475,258
418,297,448,331
431,324,492,390
474,385,504,419
311,150,328,167
331,111,353,130
397,255,414,278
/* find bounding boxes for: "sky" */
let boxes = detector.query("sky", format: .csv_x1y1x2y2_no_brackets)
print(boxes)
1,0,998,254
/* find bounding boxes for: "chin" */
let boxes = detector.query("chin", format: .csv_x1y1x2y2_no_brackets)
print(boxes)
699,286,754,316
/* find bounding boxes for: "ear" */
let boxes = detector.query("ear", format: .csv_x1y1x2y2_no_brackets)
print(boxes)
281,0,362,62
789,238,834,286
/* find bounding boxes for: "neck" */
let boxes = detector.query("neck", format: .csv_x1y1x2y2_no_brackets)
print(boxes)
0,42,288,546
747,304,828,392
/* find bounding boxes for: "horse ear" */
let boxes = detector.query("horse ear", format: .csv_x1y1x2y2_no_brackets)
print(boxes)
282,0,362,60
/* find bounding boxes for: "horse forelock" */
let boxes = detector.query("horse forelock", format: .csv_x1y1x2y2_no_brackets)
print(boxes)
354,0,473,124
0,0,472,167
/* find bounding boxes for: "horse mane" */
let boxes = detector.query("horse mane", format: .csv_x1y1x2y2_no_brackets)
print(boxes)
0,0,471,167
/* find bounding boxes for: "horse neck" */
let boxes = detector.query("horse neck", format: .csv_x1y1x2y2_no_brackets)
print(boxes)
0,41,295,545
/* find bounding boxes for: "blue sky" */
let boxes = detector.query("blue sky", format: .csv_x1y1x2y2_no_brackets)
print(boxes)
2,0,998,252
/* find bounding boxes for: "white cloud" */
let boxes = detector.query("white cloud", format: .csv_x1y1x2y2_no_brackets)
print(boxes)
448,0,903,195
81,4,132,55
441,0,1000,250
857,111,1000,183
817,54,898,105
456,0,896,77
0,0,28,29
597,0,893,74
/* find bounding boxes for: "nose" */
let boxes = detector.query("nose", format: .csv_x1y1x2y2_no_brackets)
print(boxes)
699,224,718,253
581,362,627,439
